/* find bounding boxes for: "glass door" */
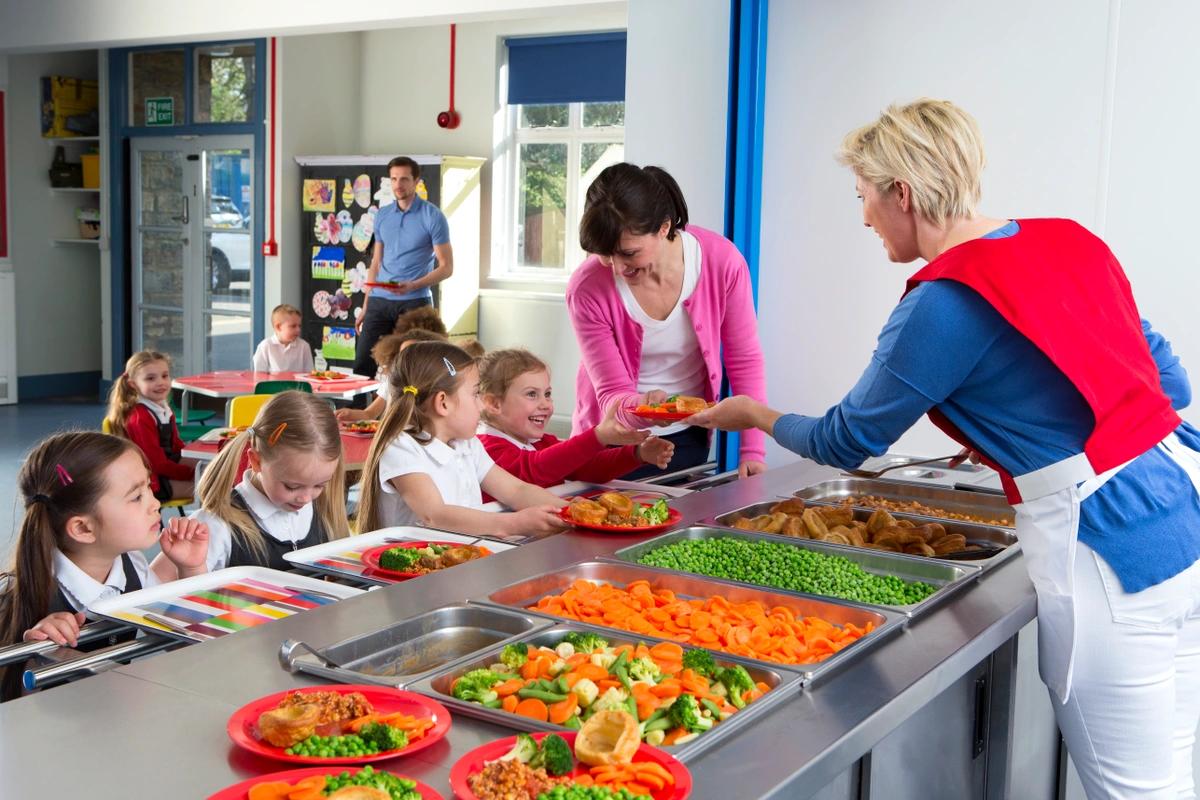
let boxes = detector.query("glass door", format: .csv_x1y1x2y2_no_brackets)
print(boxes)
131,135,254,375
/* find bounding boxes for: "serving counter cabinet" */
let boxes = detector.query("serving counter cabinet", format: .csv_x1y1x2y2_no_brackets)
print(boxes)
0,461,1065,799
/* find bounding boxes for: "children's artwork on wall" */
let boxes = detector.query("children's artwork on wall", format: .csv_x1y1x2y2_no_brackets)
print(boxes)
347,261,368,293
313,213,333,244
350,205,378,253
353,174,372,208
311,290,332,318
311,245,345,280
335,209,354,243
375,177,393,207
416,178,429,201
322,326,356,361
342,178,353,208
330,289,352,320
302,179,335,212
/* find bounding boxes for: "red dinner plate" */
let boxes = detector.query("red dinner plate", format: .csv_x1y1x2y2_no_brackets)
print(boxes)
226,684,451,765
365,281,405,289
559,505,682,534
627,406,708,422
361,541,493,580
340,422,380,437
449,731,691,800
207,765,444,800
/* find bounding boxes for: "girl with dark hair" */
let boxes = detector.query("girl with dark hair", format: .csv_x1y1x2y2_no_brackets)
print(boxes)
568,163,768,480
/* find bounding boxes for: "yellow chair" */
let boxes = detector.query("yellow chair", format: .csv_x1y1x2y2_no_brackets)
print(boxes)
228,393,272,428
100,418,192,516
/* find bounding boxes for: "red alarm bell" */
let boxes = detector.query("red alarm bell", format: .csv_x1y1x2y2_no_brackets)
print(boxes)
439,25,460,129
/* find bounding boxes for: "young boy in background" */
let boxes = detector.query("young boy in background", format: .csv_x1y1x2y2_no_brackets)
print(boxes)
252,304,313,373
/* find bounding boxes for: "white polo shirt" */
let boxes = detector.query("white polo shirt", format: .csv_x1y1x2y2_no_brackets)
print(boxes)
252,334,314,373
191,470,315,570
53,549,159,614
376,432,496,527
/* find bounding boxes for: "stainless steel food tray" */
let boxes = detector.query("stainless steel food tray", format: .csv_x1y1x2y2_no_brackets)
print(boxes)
279,602,553,687
793,478,1015,528
480,560,904,684
711,500,1020,571
408,621,802,762
611,526,980,618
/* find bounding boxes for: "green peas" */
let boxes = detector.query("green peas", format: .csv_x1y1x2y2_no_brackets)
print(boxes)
636,538,937,606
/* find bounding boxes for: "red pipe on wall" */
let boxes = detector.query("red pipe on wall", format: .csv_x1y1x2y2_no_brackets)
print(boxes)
263,37,278,256
437,25,460,129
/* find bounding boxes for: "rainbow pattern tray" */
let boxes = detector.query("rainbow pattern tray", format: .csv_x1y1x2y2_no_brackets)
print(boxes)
282,526,516,585
90,566,362,643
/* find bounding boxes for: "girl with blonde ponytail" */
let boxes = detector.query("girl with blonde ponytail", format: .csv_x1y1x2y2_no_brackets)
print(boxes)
356,340,568,539
190,391,350,571
1,432,209,700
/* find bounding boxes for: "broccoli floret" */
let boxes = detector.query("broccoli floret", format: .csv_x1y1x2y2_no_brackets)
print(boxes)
627,657,661,682
681,648,718,678
718,664,754,709
452,668,506,703
667,694,713,734
378,547,422,571
634,499,670,525
560,631,609,653
593,687,629,713
498,732,539,763
358,722,409,752
500,642,529,670
529,733,574,776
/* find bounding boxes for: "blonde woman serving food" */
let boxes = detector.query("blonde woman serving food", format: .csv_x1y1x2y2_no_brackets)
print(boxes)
692,99,1200,798
567,163,767,480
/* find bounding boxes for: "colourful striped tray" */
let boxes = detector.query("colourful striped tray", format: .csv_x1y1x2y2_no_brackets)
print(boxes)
90,566,362,643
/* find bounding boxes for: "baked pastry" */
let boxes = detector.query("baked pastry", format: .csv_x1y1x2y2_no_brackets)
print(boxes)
801,508,830,539
782,516,808,538
816,506,854,527
770,498,807,515
597,492,635,520
867,509,896,534
257,702,322,748
931,534,968,554
569,498,609,526
576,710,640,766
673,395,710,414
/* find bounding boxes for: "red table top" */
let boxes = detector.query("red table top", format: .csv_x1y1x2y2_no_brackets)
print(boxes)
173,370,379,398
182,431,374,470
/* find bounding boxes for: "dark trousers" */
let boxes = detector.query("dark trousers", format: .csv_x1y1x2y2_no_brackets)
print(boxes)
353,296,433,379
620,425,712,482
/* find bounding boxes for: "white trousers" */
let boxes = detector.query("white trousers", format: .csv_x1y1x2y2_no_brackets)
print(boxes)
1047,540,1200,799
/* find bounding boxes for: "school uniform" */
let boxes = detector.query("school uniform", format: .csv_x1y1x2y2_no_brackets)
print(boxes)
47,549,159,651
477,423,641,503
252,334,314,374
191,471,327,571
375,432,495,527
125,399,193,500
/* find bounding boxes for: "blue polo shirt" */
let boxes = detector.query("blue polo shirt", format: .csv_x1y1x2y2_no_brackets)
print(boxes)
372,196,450,301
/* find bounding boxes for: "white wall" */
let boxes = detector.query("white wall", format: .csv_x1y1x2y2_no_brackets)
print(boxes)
624,0,729,232
754,0,1159,466
7,50,103,381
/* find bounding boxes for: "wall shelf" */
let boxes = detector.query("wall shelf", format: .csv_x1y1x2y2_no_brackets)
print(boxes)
44,136,99,143
49,187,101,194
51,238,100,246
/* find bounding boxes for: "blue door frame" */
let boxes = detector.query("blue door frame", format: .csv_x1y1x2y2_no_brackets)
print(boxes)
107,39,266,382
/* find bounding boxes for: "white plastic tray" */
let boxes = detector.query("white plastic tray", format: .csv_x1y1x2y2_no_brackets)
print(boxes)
90,566,362,643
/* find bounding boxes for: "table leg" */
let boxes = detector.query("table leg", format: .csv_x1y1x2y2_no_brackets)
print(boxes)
179,391,191,424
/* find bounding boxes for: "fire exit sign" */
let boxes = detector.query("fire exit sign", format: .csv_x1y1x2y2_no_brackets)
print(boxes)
145,97,174,126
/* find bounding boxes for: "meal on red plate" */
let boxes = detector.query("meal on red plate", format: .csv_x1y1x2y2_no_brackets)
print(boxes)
567,493,671,528
632,395,711,416
238,765,422,799
255,690,433,758
341,420,381,433
217,427,247,440
376,543,488,575
309,370,344,380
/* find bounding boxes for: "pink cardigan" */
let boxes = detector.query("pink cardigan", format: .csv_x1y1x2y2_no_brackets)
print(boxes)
565,225,767,463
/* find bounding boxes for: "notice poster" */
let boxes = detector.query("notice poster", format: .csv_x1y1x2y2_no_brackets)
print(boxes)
302,179,335,212
311,246,345,280
321,326,356,361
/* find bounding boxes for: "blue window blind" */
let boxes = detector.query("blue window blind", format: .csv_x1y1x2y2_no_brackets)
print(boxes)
506,32,626,105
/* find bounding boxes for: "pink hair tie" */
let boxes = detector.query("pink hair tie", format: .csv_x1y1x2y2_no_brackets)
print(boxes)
55,464,74,486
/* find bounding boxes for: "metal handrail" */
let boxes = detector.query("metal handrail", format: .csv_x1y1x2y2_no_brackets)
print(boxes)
22,635,178,691
678,469,739,491
0,620,131,668
640,461,718,486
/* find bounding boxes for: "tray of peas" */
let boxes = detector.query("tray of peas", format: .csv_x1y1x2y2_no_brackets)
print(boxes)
609,526,982,618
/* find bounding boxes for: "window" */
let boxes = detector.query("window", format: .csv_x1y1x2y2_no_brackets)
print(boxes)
195,43,256,123
127,42,258,128
493,33,626,281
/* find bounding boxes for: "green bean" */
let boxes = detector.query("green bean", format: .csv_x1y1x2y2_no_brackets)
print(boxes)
517,687,569,702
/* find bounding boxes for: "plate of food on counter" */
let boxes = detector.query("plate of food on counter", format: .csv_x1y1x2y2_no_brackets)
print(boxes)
340,419,381,436
562,493,681,533
199,426,248,443
207,764,442,800
443,631,772,748
360,541,492,580
449,717,691,800
626,395,711,422
226,685,451,765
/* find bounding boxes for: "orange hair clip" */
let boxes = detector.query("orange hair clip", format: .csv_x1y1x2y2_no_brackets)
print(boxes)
267,422,288,446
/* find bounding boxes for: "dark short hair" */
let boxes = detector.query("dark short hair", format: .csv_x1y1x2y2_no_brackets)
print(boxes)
579,163,689,255
387,156,420,180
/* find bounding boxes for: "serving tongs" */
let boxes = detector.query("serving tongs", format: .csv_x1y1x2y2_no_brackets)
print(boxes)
278,639,344,672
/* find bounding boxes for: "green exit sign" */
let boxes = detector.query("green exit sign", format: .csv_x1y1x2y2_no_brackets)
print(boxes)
145,97,174,126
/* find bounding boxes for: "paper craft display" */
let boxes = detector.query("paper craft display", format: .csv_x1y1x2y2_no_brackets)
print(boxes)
347,261,368,293
353,174,372,208
416,178,429,201
342,178,353,208
375,177,393,207
322,326,356,361
313,213,333,244
330,289,352,320
312,290,332,318
311,246,345,280
302,179,335,212
351,206,377,252
335,209,354,243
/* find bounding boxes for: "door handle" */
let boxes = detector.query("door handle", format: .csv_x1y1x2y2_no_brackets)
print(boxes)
181,194,189,225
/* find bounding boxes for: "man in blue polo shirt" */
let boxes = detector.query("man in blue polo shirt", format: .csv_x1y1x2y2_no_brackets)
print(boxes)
353,155,453,378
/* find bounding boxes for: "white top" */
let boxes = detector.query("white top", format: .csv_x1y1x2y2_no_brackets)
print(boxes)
190,470,315,570
138,397,174,424
53,549,159,614
480,422,536,451
252,334,315,373
617,230,706,436
376,370,391,403
375,432,496,527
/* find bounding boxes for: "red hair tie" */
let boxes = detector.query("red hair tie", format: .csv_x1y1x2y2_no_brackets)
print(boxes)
55,464,73,486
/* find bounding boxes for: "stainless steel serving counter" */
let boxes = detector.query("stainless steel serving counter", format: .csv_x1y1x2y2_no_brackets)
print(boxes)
0,461,1055,799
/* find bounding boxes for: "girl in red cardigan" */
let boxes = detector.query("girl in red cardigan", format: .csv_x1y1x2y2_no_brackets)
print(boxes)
105,350,195,501
477,349,673,500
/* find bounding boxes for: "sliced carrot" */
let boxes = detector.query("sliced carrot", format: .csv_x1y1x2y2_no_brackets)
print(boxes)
502,694,519,713
548,694,578,725
635,762,673,781
494,678,526,697
287,789,323,800
575,663,608,682
248,782,294,800
597,678,622,692
625,782,652,796
662,726,690,746
513,697,549,722
574,774,595,787
520,659,541,680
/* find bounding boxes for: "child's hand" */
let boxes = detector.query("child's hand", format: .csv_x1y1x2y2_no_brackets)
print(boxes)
507,505,571,536
637,436,675,469
23,611,86,647
595,401,650,447
159,517,210,575
335,407,363,421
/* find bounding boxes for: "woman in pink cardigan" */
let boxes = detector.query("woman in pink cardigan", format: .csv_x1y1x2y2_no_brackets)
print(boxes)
566,163,768,480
